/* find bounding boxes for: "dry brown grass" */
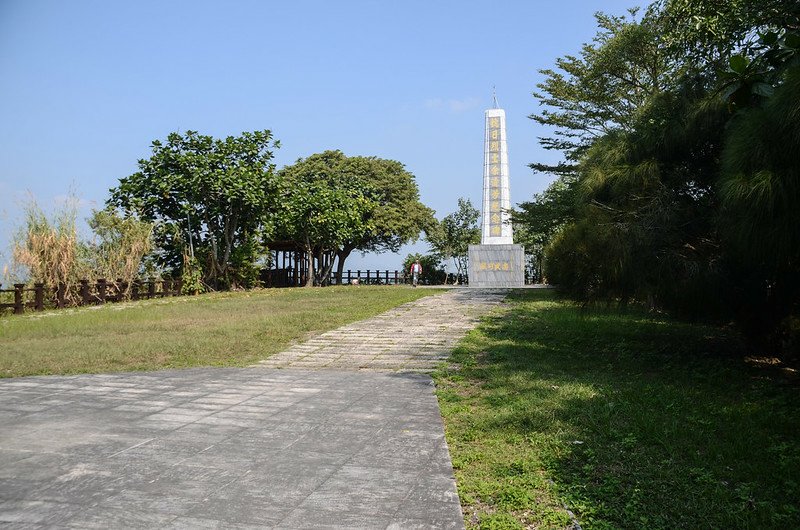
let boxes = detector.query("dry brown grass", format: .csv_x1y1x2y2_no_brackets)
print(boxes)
11,201,154,304
12,199,86,304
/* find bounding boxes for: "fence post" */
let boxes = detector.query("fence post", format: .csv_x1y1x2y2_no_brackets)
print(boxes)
385,270,389,284
13,284,24,314
394,271,398,285
56,283,66,308
163,279,172,297
34,283,45,311
97,279,107,304
174,278,183,296
347,270,351,284
115,279,125,302
80,280,90,305
148,280,156,299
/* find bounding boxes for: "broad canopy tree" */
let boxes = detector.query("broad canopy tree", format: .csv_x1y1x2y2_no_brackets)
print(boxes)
275,176,374,287
276,150,433,285
335,155,435,280
109,130,280,289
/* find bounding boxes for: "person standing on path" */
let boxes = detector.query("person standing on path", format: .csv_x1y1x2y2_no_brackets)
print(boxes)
410,260,423,287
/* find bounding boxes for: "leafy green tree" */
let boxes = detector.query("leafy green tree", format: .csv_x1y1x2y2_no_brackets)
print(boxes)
108,130,280,289
512,176,578,283
333,155,434,282
718,63,800,349
527,7,676,296
654,0,800,77
526,0,800,353
562,89,729,311
426,198,480,281
276,150,433,284
276,156,375,286
530,8,669,173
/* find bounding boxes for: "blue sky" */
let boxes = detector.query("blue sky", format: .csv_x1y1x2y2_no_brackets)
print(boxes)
0,0,638,273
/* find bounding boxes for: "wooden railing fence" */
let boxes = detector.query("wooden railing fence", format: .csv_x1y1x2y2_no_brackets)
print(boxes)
1,268,485,316
333,270,404,285
0,278,183,315
330,270,467,286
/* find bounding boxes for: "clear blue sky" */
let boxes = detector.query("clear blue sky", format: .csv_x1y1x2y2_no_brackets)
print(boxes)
0,0,638,274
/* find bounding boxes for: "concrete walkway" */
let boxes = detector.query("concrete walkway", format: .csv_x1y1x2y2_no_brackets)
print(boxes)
256,289,508,372
0,289,508,529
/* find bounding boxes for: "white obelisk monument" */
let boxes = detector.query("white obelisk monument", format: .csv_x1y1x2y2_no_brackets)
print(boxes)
468,91,525,287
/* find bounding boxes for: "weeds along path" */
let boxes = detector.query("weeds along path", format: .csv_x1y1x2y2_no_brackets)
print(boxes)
255,289,510,372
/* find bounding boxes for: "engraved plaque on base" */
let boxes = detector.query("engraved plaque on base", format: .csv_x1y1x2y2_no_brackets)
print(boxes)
468,244,524,288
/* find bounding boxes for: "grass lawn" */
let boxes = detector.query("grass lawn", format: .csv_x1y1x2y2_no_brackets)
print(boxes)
0,286,439,378
435,289,799,529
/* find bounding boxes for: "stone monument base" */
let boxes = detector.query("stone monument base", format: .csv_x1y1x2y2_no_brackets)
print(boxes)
468,244,525,288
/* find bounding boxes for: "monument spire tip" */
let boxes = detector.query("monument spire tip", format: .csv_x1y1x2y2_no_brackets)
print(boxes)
492,86,499,109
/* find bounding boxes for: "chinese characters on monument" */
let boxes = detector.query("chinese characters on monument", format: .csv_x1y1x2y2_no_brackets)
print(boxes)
481,109,513,244
487,116,503,238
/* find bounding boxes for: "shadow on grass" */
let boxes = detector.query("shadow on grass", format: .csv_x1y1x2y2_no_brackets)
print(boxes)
440,290,799,529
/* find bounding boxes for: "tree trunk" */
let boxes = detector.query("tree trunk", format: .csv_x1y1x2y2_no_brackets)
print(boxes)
335,245,355,286
304,238,314,287
220,210,238,287
206,215,220,288
537,255,544,283
316,249,336,286
452,257,462,285
315,248,324,286
318,251,334,285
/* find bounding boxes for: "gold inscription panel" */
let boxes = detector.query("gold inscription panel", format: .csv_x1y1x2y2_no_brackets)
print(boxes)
487,114,503,236
476,261,513,271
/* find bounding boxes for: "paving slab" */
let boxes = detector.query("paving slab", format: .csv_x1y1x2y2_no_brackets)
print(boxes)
0,288,510,528
0,369,461,528
256,289,508,372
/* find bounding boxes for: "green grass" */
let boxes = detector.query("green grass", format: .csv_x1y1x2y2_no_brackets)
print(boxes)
0,286,439,378
435,289,799,529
